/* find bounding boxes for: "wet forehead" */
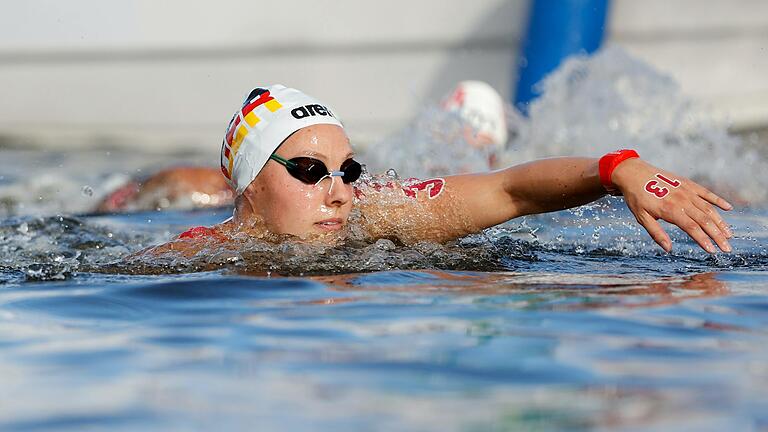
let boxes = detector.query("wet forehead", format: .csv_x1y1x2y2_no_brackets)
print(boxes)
279,124,353,159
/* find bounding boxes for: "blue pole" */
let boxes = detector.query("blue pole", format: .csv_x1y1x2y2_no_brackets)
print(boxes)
514,0,610,113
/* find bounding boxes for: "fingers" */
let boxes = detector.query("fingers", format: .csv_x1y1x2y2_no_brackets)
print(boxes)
684,206,732,253
691,196,733,239
686,180,733,211
628,169,734,254
636,211,672,252
669,213,719,254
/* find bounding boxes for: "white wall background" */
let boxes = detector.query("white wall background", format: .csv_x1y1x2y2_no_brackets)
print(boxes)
611,0,768,131
0,0,766,155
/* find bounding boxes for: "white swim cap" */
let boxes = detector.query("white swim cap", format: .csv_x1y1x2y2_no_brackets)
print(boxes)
220,84,344,195
442,80,508,149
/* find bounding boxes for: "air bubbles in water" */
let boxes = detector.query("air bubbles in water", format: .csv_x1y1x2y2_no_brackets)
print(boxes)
16,222,29,235
373,238,396,251
23,262,72,281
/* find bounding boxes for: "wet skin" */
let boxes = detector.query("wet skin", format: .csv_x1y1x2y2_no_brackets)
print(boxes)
231,124,355,239
131,126,733,259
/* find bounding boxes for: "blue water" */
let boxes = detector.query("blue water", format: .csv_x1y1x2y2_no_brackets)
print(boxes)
2,46,768,429
1,202,767,431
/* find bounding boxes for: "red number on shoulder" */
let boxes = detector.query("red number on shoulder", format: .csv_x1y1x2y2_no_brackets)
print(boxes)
179,226,217,239
403,178,445,199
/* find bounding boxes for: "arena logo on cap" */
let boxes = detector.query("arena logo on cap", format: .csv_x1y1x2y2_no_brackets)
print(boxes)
220,90,284,179
291,104,335,120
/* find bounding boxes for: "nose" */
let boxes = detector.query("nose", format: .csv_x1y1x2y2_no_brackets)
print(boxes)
323,176,352,207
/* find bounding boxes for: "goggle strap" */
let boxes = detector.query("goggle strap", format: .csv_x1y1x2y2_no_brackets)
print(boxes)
269,154,298,168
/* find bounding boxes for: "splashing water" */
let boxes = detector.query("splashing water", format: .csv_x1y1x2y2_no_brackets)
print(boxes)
3,47,768,432
0,215,152,281
0,46,766,280
0,149,213,218
362,106,498,177
365,46,767,204
503,46,767,204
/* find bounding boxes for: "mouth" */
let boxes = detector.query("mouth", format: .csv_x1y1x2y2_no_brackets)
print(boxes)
314,218,344,231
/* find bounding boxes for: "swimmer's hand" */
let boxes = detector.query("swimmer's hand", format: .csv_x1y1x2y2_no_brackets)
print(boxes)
612,158,734,254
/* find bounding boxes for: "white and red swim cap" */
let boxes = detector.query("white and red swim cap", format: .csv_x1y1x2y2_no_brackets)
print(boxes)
442,80,508,150
220,84,344,195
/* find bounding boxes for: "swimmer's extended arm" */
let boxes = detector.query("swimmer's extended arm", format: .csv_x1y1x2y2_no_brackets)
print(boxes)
444,157,734,253
356,158,604,244
447,157,606,226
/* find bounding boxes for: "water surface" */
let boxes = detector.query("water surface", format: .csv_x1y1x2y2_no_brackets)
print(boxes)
2,47,768,431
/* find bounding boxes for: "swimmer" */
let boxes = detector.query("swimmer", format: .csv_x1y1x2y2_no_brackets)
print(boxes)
95,166,234,213
134,84,733,258
441,80,508,168
97,81,504,213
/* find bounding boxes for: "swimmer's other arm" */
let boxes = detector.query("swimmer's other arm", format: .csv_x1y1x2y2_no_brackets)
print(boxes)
434,157,733,253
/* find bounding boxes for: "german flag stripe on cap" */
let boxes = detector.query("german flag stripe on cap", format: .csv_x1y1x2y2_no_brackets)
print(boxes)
225,116,241,146
242,91,274,117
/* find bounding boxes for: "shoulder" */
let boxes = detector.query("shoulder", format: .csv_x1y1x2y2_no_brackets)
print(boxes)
352,176,478,244
353,177,447,202
178,225,228,240
127,224,231,261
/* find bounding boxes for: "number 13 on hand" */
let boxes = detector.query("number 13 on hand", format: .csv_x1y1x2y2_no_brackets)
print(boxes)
644,173,681,199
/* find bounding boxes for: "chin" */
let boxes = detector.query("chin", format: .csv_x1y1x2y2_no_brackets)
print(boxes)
299,225,347,243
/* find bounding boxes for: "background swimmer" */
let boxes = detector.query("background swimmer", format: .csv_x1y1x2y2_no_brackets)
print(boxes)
131,84,734,260
94,166,233,213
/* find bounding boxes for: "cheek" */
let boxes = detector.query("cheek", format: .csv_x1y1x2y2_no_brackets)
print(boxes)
265,180,327,226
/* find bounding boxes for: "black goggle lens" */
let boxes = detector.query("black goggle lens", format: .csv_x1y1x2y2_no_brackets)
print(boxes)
277,156,362,185
340,158,362,184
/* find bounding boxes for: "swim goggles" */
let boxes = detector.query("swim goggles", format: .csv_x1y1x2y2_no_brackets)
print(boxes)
269,154,362,185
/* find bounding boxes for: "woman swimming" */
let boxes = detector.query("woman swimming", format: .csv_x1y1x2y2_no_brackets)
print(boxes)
134,84,733,258
95,81,505,214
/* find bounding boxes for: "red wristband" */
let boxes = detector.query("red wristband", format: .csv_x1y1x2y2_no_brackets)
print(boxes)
599,149,640,195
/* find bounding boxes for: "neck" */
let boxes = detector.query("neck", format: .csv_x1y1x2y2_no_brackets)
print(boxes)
232,191,255,226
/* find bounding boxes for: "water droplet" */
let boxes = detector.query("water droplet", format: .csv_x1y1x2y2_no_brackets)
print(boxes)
81,185,93,197
385,168,399,179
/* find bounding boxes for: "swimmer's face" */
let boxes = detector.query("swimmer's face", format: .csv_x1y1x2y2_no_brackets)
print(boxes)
246,124,355,239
